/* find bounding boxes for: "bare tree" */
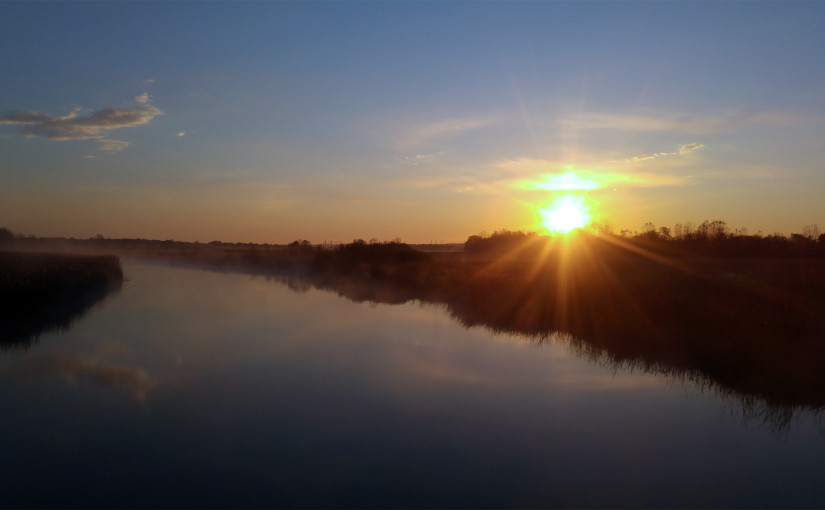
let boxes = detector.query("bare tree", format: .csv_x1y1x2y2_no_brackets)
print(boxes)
683,222,694,238
802,224,820,241
673,223,683,239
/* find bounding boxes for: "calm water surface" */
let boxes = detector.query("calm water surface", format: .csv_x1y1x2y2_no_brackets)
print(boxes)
1,261,824,507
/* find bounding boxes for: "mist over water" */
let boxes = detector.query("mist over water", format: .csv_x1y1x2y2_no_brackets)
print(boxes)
1,261,824,508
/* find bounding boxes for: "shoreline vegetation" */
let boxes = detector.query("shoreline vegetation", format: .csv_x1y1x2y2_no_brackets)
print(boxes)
2,222,825,428
0,251,123,347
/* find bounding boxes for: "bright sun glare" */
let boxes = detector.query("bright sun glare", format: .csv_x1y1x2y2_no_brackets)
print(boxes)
538,195,592,234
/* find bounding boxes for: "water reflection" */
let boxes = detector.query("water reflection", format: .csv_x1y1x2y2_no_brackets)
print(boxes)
257,266,825,433
0,352,155,401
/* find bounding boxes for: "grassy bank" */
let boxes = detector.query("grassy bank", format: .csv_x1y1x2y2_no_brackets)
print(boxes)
0,252,123,347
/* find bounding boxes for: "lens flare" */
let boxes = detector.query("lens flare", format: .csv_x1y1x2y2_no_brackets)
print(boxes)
538,195,592,233
523,172,602,191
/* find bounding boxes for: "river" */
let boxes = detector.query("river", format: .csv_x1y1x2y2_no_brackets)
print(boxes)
1,261,823,507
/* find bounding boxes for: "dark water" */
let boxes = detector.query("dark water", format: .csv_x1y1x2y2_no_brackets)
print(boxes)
1,262,824,508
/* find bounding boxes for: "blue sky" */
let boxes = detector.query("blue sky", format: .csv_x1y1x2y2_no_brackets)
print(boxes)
2,1,824,242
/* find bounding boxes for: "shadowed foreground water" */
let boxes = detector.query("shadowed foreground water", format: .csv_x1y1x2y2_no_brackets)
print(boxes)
1,261,824,508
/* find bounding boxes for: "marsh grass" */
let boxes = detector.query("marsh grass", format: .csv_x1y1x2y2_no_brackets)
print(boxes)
0,251,123,347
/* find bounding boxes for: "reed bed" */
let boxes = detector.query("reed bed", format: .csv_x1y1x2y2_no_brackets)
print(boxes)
0,251,123,347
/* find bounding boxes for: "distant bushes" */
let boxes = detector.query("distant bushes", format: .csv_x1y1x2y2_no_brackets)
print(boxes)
310,240,433,296
463,221,825,258
623,219,825,257
330,239,428,265
0,228,13,245
464,230,542,254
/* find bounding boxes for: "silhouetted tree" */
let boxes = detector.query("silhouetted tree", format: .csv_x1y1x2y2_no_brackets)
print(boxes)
464,235,484,252
636,223,659,241
802,224,820,241
683,222,694,239
592,222,614,236
462,230,538,253
696,220,727,240
287,240,313,253
0,228,13,244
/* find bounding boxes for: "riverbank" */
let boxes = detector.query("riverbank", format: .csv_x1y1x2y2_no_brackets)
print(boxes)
0,251,123,346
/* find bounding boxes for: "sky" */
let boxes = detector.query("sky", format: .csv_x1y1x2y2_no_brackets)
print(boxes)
2,1,824,244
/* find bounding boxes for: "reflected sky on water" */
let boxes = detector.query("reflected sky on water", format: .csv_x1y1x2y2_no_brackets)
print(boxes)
1,262,824,508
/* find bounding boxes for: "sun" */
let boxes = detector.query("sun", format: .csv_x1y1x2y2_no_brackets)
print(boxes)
538,195,592,234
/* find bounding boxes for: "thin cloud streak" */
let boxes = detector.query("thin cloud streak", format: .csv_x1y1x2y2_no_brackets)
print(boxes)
626,143,704,163
0,108,81,124
394,149,455,166
0,103,163,152
500,157,688,191
96,138,132,152
392,115,500,151
563,110,809,135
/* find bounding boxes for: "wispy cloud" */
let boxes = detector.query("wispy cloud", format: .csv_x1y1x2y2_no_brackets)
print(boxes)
177,130,186,137
393,149,455,166
392,115,500,150
134,92,151,104
0,101,162,152
626,143,704,162
0,108,80,124
500,157,688,191
390,174,467,190
8,105,162,140
678,142,703,154
96,138,132,152
562,110,807,135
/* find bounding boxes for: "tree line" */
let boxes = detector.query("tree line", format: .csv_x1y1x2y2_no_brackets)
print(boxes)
465,221,825,258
